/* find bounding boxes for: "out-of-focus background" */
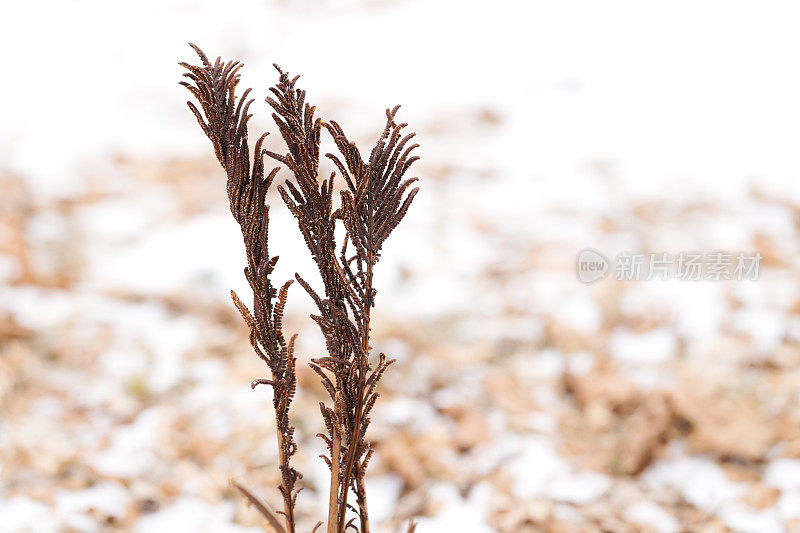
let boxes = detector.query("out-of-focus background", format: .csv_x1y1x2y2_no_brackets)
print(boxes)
3,1,800,531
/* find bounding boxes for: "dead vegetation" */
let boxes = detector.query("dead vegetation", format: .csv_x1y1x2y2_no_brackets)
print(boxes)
180,44,420,533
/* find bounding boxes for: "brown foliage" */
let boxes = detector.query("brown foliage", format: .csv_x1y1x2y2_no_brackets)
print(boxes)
180,44,421,533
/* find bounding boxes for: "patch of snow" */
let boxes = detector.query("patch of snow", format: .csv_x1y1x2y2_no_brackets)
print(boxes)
134,496,261,533
0,496,59,533
764,458,800,490
0,254,21,283
374,337,411,363
609,328,677,365
620,282,726,343
506,349,566,385
86,213,249,298
733,272,799,311
1,286,75,332
566,351,596,375
624,501,679,533
98,346,149,382
28,396,64,419
509,437,571,499
54,481,131,523
415,483,493,533
730,307,786,354
77,194,164,243
364,475,403,524
719,503,782,533
531,349,567,380
456,315,544,344
90,407,169,478
372,397,437,430
642,447,746,513
553,296,602,334
547,470,611,504
778,489,800,520
524,411,557,433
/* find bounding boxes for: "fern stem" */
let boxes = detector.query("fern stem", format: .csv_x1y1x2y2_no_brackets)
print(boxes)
338,190,375,533
276,426,296,533
356,464,370,533
327,400,342,533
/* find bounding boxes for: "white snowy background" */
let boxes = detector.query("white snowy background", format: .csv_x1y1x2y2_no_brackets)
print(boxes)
3,1,800,532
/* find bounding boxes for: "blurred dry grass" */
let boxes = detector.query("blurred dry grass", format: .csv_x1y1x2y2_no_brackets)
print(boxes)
3,146,800,532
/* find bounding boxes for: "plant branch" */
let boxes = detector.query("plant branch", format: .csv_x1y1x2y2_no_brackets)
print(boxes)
233,480,287,533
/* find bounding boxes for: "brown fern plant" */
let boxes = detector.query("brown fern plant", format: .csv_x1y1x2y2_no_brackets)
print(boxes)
180,44,420,533
179,44,301,533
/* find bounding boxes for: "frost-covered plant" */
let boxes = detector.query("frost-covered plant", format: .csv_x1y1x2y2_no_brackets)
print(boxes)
180,43,420,533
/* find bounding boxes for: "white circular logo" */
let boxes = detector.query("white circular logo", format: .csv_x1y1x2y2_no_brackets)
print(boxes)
576,248,609,284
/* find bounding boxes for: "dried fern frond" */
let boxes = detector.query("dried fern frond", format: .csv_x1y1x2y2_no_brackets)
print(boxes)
182,44,421,533
325,105,420,264
180,44,301,533
265,66,420,533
